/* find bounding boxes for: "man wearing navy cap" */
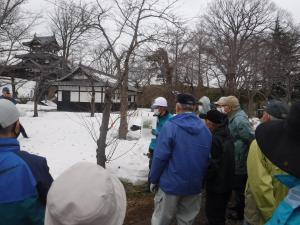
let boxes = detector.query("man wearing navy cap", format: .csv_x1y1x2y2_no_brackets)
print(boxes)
1,87,29,138
1,87,17,104
150,93,212,225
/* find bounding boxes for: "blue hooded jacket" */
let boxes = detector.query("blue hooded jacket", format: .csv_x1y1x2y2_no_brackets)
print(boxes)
150,113,212,195
266,175,300,225
0,138,53,225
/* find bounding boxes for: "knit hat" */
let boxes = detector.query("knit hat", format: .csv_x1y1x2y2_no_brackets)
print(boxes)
264,100,289,119
206,109,227,124
218,96,240,110
176,93,196,105
45,162,127,225
0,99,20,128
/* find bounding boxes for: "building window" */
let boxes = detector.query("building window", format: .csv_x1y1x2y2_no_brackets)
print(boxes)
70,92,79,102
58,91,62,101
95,92,102,103
80,92,91,102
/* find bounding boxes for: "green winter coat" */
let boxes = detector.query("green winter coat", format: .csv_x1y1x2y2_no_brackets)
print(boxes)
244,140,288,225
228,109,254,175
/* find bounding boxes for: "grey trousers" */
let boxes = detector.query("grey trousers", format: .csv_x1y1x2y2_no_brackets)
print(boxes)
151,188,202,225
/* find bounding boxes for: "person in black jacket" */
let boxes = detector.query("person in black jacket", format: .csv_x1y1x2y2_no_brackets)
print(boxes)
205,109,235,225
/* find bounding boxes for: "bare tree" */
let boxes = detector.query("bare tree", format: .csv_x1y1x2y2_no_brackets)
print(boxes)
203,0,276,94
0,0,25,34
92,0,179,140
49,0,95,62
87,0,179,167
0,0,38,97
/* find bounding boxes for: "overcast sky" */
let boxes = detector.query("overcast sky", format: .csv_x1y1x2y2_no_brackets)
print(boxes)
25,0,300,35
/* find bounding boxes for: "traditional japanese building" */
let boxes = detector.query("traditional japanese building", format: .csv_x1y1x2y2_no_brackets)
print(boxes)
9,34,67,80
54,64,138,112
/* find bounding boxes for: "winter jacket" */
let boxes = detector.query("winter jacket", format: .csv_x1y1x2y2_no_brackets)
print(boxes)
149,112,172,151
266,175,300,225
150,113,212,195
0,95,17,104
0,138,53,225
205,118,235,193
228,109,254,175
244,140,288,225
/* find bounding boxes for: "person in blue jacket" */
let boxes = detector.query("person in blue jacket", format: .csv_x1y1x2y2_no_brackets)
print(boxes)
1,87,29,138
150,93,212,225
145,97,172,192
254,101,300,225
0,99,53,225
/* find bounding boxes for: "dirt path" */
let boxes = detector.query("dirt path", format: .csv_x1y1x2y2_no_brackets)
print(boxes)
123,184,243,225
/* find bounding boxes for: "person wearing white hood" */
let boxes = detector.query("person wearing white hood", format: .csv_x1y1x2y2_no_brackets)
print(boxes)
198,96,211,119
45,162,126,225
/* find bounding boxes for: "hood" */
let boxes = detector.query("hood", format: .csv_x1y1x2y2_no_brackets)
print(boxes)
275,175,300,189
199,96,211,114
170,113,205,135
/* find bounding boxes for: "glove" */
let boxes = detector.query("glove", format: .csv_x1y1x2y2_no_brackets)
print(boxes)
150,183,158,193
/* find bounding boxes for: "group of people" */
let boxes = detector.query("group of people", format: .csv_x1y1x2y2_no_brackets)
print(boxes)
1,90,300,225
147,94,300,225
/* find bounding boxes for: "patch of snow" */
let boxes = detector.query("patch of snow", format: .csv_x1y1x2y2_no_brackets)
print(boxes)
18,108,151,185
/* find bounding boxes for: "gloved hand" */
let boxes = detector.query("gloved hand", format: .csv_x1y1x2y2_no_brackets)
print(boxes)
150,183,158,193
151,129,158,136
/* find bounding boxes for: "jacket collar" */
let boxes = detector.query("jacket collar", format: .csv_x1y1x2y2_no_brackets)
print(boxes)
0,138,20,153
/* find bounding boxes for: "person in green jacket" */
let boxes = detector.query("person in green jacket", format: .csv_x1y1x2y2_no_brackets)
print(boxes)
145,97,172,192
244,100,290,225
216,96,254,220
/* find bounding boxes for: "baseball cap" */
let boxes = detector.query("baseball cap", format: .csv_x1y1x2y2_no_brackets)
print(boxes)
216,96,240,110
176,93,196,105
0,99,20,128
264,100,289,119
2,87,10,93
45,162,127,225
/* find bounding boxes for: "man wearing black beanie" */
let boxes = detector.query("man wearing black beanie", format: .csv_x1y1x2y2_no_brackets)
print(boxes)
205,109,235,225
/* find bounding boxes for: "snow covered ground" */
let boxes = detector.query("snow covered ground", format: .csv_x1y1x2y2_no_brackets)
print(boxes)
15,103,260,185
17,104,153,185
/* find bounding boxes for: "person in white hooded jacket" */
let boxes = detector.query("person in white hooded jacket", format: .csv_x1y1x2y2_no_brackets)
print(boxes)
198,96,212,119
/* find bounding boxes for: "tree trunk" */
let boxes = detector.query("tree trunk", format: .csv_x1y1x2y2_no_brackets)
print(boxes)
118,71,129,140
91,86,95,117
96,88,113,167
247,93,255,117
33,81,40,117
33,97,39,117
197,48,203,88
11,77,17,98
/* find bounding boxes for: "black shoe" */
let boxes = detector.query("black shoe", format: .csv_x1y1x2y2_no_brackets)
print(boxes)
227,211,244,221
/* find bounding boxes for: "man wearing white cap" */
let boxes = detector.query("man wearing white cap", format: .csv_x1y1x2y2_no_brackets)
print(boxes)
45,162,127,225
0,99,53,225
145,97,172,192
